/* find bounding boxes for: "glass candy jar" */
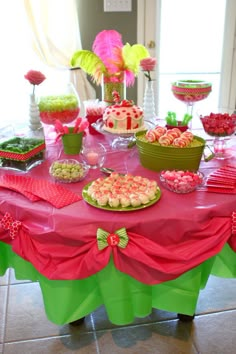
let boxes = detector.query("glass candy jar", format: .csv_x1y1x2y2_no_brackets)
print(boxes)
38,82,80,125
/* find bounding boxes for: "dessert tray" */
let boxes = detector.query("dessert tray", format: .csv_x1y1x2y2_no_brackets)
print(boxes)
82,182,161,211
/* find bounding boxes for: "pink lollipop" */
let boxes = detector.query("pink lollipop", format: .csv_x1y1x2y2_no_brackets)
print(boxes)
54,119,65,134
78,120,89,132
73,117,82,133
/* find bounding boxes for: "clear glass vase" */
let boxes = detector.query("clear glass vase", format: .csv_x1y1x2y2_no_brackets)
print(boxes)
101,73,126,105
143,80,156,124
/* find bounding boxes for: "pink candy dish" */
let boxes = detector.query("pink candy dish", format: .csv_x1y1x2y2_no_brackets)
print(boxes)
160,170,204,194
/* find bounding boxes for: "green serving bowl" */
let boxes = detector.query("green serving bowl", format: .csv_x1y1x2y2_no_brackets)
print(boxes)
135,131,205,172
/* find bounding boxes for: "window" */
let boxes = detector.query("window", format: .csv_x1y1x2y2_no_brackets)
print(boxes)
157,0,226,128
138,0,236,128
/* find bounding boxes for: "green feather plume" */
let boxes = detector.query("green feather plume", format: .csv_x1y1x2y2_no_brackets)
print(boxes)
122,44,150,74
70,50,106,84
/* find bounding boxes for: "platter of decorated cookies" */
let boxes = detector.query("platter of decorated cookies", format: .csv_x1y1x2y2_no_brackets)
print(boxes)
82,172,161,211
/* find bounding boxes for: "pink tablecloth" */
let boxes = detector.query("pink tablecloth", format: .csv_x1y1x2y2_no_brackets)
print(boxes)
0,133,236,284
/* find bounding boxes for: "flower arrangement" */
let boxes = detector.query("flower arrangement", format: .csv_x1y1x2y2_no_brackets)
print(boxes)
140,57,157,81
24,70,46,96
70,30,150,87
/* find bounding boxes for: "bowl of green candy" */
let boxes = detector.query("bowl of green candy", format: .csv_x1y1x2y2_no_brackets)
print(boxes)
49,159,89,183
38,83,80,125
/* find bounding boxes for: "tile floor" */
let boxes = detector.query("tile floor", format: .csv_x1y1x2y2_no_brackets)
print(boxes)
0,270,236,354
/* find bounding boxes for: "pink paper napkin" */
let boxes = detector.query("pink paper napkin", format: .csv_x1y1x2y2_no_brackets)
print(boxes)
204,165,236,194
0,174,82,208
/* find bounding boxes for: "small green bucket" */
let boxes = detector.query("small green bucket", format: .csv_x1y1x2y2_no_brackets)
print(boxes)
62,128,83,155
135,131,205,172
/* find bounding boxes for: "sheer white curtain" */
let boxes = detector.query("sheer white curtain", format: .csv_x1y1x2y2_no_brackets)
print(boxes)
0,0,95,127
24,0,95,116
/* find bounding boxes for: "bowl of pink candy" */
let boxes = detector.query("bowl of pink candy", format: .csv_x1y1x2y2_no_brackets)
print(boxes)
200,112,236,137
160,170,204,193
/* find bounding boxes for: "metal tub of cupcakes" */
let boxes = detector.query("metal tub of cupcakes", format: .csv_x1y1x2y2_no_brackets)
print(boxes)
135,126,205,172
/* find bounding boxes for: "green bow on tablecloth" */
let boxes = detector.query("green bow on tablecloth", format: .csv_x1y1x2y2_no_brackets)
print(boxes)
97,227,129,250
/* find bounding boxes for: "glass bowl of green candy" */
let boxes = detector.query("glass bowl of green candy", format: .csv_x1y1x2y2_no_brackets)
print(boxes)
49,159,89,183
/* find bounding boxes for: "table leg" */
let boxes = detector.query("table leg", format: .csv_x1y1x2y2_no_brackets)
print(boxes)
177,313,195,322
69,317,85,326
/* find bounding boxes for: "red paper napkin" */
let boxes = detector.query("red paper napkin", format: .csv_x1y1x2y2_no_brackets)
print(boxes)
204,165,236,194
0,174,82,208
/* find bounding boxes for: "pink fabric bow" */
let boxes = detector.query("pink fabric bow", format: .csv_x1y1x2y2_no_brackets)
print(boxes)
0,212,22,239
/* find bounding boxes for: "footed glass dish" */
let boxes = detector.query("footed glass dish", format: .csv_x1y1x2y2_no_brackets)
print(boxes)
200,111,236,159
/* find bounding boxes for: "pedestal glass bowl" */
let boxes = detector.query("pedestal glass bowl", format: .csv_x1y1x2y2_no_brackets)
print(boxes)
171,80,212,127
200,111,236,159
171,80,212,104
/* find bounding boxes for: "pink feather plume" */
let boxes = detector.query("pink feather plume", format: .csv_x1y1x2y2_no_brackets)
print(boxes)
92,30,123,75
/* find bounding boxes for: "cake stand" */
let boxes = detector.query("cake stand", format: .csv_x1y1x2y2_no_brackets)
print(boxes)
200,111,236,159
171,80,212,128
92,118,154,150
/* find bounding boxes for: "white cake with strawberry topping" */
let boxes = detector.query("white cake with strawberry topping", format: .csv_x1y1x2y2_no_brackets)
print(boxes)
103,99,145,134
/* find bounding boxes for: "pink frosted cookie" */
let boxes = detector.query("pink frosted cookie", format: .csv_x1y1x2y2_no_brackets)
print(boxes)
181,131,194,142
158,134,172,146
154,126,166,139
166,128,182,139
172,137,189,147
145,129,156,142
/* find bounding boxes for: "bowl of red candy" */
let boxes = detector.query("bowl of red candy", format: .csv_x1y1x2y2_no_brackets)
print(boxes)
200,112,236,137
171,80,212,103
160,170,204,194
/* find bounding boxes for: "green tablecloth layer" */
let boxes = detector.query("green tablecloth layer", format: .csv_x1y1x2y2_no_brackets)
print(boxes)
1,241,236,325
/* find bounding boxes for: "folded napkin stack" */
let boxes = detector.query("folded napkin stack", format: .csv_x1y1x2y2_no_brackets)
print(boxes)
204,165,236,194
0,174,82,208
